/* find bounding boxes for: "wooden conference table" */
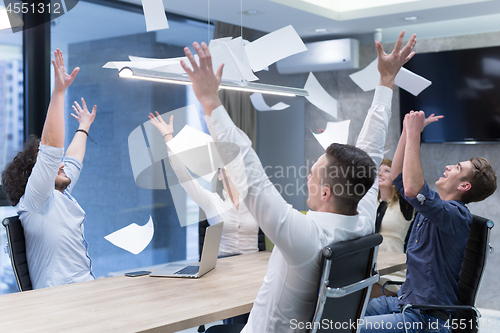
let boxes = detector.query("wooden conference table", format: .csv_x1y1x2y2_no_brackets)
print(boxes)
0,251,406,333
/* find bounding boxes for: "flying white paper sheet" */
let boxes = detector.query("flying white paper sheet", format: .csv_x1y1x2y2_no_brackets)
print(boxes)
167,125,217,182
304,72,338,118
396,68,432,96
244,25,307,72
141,0,169,32
312,120,351,149
349,59,432,96
105,216,154,255
210,41,258,82
250,93,290,111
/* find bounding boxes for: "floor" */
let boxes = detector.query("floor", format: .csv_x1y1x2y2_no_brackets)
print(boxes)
478,308,500,333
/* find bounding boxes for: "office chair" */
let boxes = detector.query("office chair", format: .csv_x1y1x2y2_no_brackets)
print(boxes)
205,233,383,333
394,214,494,333
198,219,266,259
310,233,383,333
2,215,33,291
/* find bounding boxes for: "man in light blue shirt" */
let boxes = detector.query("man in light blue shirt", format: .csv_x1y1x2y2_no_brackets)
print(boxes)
1,49,97,289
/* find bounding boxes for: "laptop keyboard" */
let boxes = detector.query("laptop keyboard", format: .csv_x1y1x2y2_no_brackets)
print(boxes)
174,265,199,275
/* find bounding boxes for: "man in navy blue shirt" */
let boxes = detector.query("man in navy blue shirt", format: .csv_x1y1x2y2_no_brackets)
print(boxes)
361,111,497,333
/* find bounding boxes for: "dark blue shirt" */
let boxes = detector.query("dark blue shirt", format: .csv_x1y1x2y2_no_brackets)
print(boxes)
393,173,472,307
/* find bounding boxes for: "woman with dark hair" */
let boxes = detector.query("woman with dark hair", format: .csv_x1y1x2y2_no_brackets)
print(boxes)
372,158,415,297
148,112,259,258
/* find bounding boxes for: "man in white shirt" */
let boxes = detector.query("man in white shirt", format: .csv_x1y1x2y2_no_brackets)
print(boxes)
179,31,416,332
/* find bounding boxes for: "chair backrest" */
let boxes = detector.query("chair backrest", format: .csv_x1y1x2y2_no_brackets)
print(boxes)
198,219,266,258
310,233,383,333
453,214,494,333
2,215,33,291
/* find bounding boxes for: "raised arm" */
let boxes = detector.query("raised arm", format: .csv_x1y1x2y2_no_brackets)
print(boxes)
402,111,444,197
391,120,406,181
148,112,225,219
21,50,79,212
41,49,79,147
65,98,96,162
356,31,416,222
180,42,323,265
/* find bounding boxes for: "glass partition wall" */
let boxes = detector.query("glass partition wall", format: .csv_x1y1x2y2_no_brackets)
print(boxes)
0,0,213,294
50,0,213,278
0,28,23,294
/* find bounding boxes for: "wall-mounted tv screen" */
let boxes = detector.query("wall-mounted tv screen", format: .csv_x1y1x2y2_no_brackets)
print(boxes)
400,45,500,143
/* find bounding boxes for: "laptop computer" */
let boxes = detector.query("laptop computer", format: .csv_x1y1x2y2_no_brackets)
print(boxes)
149,222,223,278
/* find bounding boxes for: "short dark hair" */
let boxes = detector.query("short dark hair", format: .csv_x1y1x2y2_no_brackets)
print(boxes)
322,143,377,211
1,135,40,206
460,157,497,204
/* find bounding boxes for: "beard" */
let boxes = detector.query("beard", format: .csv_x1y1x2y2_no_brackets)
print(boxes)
55,175,71,192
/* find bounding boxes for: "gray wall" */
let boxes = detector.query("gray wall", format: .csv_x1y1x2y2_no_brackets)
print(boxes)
257,66,307,211
304,31,500,309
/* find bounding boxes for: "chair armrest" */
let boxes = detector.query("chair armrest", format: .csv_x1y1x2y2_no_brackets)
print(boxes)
382,280,403,296
326,271,380,298
403,304,479,312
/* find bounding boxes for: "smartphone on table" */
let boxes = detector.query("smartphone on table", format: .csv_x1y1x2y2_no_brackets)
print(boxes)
125,270,151,277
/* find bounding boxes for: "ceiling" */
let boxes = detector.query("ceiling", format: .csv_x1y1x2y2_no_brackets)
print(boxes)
122,0,500,44
2,0,500,49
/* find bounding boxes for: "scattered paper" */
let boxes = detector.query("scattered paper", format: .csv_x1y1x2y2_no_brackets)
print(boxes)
167,125,218,182
395,68,432,96
245,25,307,72
312,120,351,149
250,93,290,111
304,72,338,118
349,59,379,92
210,41,258,82
105,216,155,255
349,59,432,96
141,0,169,32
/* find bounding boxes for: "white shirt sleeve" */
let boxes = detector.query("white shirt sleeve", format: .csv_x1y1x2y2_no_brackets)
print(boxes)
21,144,64,213
205,107,320,266
168,150,224,221
355,85,393,230
204,86,392,264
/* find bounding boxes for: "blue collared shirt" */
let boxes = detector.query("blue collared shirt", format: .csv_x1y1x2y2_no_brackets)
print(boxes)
17,144,94,289
393,173,471,307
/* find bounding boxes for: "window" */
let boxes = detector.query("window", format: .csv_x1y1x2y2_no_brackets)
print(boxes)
50,0,213,278
0,33,23,295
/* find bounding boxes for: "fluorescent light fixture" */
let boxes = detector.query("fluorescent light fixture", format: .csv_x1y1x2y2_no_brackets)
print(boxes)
0,6,23,31
118,67,309,97
404,16,418,21
315,28,328,33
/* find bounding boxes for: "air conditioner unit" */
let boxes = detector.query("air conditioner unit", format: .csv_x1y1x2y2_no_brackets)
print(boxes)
276,38,359,74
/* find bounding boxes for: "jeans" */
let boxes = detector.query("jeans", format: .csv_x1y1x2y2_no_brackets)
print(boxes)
359,296,451,333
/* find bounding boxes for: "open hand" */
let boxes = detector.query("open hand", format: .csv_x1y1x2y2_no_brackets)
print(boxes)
71,98,96,130
52,49,79,93
423,113,444,129
149,111,173,138
180,42,223,115
376,31,417,88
